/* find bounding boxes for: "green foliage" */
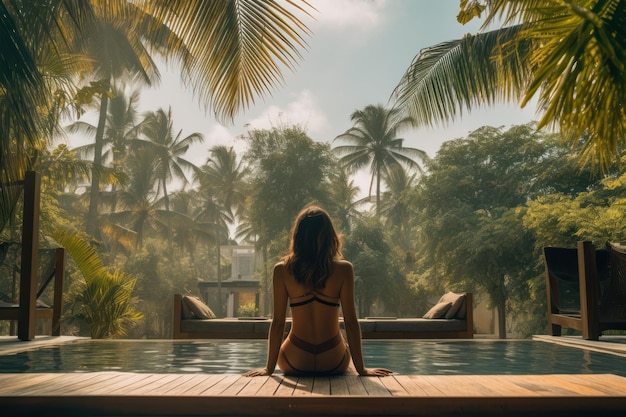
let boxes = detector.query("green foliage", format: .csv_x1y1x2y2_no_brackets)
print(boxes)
244,125,342,258
394,0,626,169
120,239,198,338
414,124,568,337
51,226,143,339
333,104,427,215
69,268,143,339
343,216,409,317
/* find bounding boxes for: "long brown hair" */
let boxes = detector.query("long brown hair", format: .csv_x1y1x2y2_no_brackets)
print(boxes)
283,206,343,289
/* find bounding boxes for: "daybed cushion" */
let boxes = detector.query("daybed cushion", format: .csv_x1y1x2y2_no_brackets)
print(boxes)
438,292,466,319
182,296,216,319
422,301,452,319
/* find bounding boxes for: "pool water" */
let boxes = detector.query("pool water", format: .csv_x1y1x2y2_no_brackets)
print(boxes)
1,340,624,376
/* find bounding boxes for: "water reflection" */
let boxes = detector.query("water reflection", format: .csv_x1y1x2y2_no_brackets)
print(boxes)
0,340,624,376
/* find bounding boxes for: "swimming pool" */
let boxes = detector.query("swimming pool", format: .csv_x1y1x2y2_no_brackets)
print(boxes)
1,339,624,376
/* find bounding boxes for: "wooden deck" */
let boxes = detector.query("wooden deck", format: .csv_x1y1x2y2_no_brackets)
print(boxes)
1,372,626,416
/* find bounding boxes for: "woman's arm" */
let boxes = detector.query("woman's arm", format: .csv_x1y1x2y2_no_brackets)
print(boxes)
243,264,288,376
339,262,393,377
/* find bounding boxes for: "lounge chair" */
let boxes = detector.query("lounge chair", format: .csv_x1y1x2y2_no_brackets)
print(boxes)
543,241,626,340
0,244,65,340
0,171,65,340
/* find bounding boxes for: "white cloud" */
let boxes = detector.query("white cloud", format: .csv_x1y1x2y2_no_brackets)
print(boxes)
244,90,329,136
184,123,247,166
309,0,388,28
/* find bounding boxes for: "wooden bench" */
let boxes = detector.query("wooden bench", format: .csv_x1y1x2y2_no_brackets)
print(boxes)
173,293,473,339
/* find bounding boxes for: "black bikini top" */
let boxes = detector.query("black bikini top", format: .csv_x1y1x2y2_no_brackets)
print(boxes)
289,292,340,308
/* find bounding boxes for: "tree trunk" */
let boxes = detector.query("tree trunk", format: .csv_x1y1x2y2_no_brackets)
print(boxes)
216,223,222,317
86,80,110,238
496,298,507,339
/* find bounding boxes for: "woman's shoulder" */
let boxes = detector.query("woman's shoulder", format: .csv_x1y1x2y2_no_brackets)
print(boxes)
333,259,353,272
273,261,288,272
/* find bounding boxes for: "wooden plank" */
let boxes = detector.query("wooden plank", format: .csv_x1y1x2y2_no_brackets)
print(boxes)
518,375,599,397
360,377,390,396
147,374,192,395
219,375,253,396
199,374,241,395
329,376,350,395
421,375,496,397
548,374,626,396
345,376,368,395
293,377,314,396
176,374,229,395
237,375,270,396
311,377,330,396
127,374,187,395
393,375,431,396
274,376,298,396
581,373,626,395
22,372,104,395
379,376,410,396
254,375,283,396
160,374,209,395
2,373,626,416
0,373,62,395
79,372,148,395
477,375,544,396
104,374,163,395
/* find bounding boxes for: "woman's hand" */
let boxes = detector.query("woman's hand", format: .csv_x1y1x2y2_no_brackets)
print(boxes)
359,368,393,377
243,368,272,377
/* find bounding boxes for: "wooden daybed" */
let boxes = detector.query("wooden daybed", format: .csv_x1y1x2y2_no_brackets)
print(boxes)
173,293,473,339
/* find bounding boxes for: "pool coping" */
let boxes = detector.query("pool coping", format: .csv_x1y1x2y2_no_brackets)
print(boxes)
2,335,626,357
533,334,626,357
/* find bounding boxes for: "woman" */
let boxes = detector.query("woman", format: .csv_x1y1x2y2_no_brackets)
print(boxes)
244,206,392,377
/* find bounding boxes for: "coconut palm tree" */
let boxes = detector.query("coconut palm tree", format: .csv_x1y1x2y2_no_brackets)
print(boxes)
333,104,427,216
194,146,248,317
391,0,626,169
0,0,93,232
379,165,418,251
137,107,204,213
1,0,313,234
134,107,203,255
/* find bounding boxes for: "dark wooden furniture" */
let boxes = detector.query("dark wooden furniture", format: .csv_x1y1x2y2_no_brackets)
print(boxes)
544,240,626,340
0,171,65,340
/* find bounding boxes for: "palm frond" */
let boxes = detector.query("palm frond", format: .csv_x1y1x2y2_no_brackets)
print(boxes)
391,25,533,127
144,0,314,121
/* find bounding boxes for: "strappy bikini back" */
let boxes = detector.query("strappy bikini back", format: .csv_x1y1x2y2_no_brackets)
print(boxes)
289,292,340,308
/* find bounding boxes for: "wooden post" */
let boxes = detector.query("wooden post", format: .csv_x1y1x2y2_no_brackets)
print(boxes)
18,171,40,341
51,248,65,336
543,248,562,336
173,294,183,339
577,241,601,340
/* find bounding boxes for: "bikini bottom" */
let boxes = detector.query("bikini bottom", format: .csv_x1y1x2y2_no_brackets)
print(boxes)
288,333,343,354
281,333,348,375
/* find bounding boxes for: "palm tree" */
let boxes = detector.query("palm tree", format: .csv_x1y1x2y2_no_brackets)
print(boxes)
134,107,203,255
194,146,248,317
1,0,313,234
137,107,204,213
333,104,427,216
379,165,418,251
69,85,142,173
391,0,626,169
71,3,169,238
103,147,163,250
0,0,92,231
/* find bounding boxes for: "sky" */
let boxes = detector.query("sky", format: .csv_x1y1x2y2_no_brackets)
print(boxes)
90,0,541,195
